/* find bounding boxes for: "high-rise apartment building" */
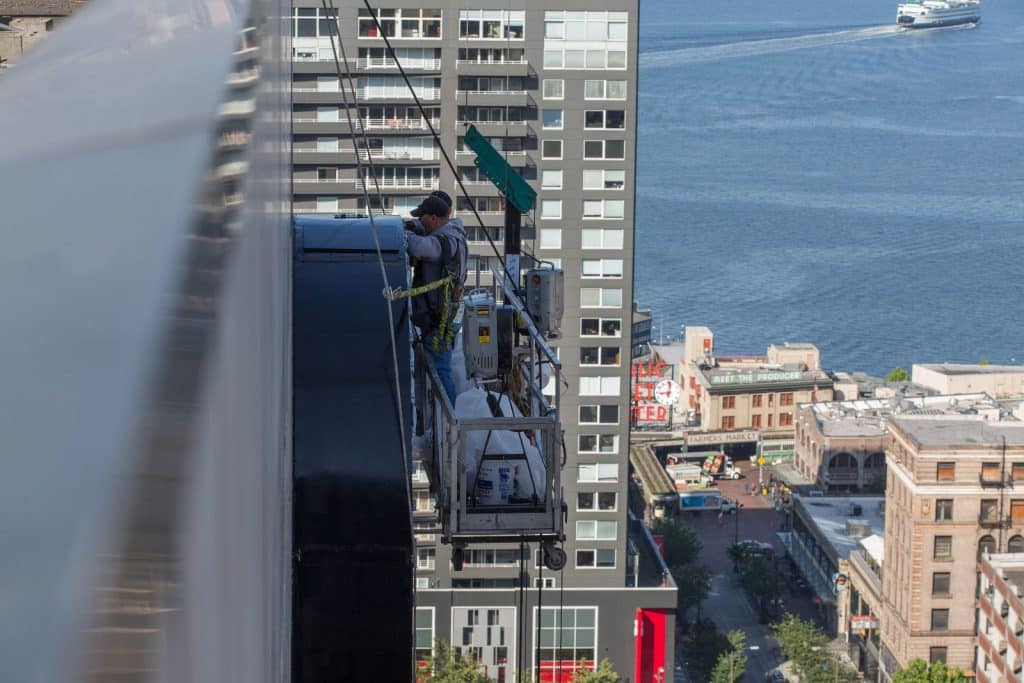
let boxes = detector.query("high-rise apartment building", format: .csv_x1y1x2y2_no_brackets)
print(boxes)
289,2,676,680
880,414,1024,679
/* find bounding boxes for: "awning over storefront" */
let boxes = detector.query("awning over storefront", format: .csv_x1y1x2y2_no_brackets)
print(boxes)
860,534,884,565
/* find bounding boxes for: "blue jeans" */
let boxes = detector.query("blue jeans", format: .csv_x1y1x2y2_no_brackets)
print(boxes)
423,329,456,406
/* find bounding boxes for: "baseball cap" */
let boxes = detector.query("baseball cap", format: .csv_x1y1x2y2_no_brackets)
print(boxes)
410,195,450,217
431,190,453,208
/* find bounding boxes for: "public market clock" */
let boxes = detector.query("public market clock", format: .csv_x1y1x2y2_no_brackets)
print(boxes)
653,379,680,406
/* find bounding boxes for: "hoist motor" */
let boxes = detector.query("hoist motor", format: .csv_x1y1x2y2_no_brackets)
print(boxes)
463,291,517,380
524,267,564,338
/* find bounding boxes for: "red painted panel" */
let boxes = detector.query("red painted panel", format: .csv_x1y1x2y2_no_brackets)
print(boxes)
635,608,668,683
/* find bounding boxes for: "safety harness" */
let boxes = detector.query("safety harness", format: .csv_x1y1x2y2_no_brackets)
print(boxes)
389,232,464,353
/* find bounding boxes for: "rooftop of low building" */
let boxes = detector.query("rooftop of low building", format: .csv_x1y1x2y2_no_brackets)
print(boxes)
799,393,995,438
917,363,1024,376
893,413,1024,448
793,494,886,560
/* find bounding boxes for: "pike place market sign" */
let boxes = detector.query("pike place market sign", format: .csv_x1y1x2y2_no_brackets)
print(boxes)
710,371,802,385
684,430,760,446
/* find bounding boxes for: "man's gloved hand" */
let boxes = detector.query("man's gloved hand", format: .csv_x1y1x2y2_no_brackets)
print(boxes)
404,219,424,235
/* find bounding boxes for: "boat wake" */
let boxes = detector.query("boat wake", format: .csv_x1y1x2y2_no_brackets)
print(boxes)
641,25,903,67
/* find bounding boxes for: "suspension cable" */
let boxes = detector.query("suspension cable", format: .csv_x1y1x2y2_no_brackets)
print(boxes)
319,1,411,495
535,552,544,683
359,0,520,291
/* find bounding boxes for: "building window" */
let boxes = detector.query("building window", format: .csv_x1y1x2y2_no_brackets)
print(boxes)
582,169,626,191
752,394,763,408
417,547,436,570
542,139,563,159
721,416,735,429
458,10,524,39
316,196,339,212
929,647,947,665
542,78,564,99
358,8,442,39
933,535,952,559
292,6,338,39
579,288,623,308
536,607,598,679
540,170,563,190
464,548,522,566
576,520,618,540
981,461,1001,482
752,415,762,428
540,199,562,220
542,109,564,129
543,11,628,70
1011,500,1024,524
981,498,999,524
582,199,625,219
580,318,622,337
936,462,955,481
1013,463,1024,482
979,534,996,558
584,109,625,130
780,413,793,427
722,396,736,409
579,404,619,424
538,229,562,250
935,499,953,521
577,491,617,511
578,434,618,454
767,414,773,428
581,228,625,249
575,548,615,568
415,608,434,664
317,167,338,181
583,139,625,160
581,259,623,279
932,572,951,596
579,376,620,396
930,609,949,631
577,463,618,483
1010,535,1024,553
584,79,627,100
780,393,794,406
579,346,621,366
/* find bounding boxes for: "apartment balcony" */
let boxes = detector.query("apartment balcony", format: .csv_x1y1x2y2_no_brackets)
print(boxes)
293,178,440,195
292,90,358,105
979,514,1009,529
454,89,530,107
456,119,532,138
361,117,440,133
354,57,441,72
981,473,1009,488
457,181,502,197
455,149,530,168
359,88,441,102
455,59,529,76
293,120,357,135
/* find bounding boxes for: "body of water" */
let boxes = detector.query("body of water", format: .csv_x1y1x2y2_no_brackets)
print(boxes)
635,0,1024,376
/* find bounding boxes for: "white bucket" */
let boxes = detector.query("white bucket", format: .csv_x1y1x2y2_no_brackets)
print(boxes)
476,460,516,505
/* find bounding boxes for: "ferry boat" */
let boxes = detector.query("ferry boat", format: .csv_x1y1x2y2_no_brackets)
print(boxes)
897,0,981,28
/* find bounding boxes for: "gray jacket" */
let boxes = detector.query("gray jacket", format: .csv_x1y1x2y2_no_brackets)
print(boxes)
406,217,467,331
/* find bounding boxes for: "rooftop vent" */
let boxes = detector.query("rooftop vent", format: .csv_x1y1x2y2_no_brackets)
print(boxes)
846,519,872,540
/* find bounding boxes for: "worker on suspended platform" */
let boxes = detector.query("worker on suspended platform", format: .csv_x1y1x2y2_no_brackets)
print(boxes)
404,192,467,405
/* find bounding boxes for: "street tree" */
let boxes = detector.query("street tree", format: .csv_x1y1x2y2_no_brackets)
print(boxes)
652,518,702,566
671,561,711,618
571,659,620,683
710,630,747,683
891,658,970,682
886,367,909,382
772,615,858,683
684,618,731,681
419,639,491,683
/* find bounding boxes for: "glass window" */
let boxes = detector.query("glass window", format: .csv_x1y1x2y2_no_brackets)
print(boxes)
542,139,562,159
541,199,562,219
606,80,627,99
933,535,952,559
542,109,564,129
577,491,595,510
932,572,950,595
585,80,604,99
934,499,953,521
930,609,949,631
542,79,564,99
929,647,947,665
541,170,563,189
981,498,999,522
936,462,955,481
539,229,561,250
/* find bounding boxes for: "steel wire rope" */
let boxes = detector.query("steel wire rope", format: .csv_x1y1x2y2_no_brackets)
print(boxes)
320,1,412,506
535,552,543,683
359,0,520,291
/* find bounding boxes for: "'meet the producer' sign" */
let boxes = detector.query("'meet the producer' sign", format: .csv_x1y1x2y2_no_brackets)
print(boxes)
710,371,802,385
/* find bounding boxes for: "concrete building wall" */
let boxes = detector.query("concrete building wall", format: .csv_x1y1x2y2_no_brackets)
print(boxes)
793,404,887,491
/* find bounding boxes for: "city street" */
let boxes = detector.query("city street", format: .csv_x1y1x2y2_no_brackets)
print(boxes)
680,462,822,682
